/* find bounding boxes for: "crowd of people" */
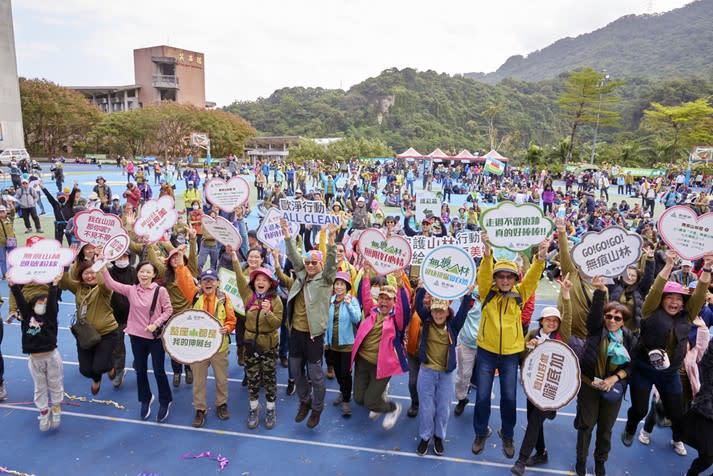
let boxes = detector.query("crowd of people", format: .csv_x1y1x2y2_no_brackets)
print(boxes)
1,155,713,476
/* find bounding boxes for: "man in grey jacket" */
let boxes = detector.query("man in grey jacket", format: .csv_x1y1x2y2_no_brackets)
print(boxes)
280,218,337,428
16,178,43,233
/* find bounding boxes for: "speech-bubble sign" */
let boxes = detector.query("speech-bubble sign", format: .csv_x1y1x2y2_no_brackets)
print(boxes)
521,340,581,411
73,209,128,249
133,195,178,243
217,268,246,316
570,226,643,278
162,310,224,365
279,199,340,226
257,207,300,252
480,201,554,251
414,192,439,224
357,228,412,276
205,176,251,212
103,234,130,262
420,245,476,300
658,205,713,261
201,215,242,250
7,239,75,284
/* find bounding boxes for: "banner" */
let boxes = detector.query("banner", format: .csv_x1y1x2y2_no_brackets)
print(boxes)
7,239,75,284
73,209,128,249
658,205,713,260
357,228,412,276
205,176,250,212
162,310,224,365
406,231,485,266
133,195,178,243
521,340,581,411
217,268,246,316
414,192,439,224
570,226,642,278
201,215,242,250
279,199,340,226
420,245,476,300
256,207,301,253
480,201,554,251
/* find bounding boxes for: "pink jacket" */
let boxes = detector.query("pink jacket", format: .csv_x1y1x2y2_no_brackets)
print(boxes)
351,276,410,379
102,268,173,339
685,319,710,396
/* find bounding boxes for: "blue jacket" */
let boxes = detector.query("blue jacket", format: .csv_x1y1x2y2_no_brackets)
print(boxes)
415,288,473,373
457,297,482,350
325,295,362,346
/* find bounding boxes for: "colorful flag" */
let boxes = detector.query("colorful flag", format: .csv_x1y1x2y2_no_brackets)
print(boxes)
485,156,505,175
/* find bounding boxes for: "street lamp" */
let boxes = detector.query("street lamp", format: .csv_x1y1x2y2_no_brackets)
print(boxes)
590,70,610,165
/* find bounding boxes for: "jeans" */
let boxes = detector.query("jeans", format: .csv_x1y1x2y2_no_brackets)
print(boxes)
0,246,7,277
197,242,219,271
417,366,455,440
473,347,519,439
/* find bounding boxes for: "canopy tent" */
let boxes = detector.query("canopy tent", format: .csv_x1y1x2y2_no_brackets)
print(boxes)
484,149,509,163
452,149,478,161
395,147,423,159
426,148,451,160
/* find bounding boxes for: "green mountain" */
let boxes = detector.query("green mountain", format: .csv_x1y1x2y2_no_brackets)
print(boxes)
465,0,713,84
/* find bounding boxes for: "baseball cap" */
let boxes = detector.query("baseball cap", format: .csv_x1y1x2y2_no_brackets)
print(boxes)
378,285,397,299
539,306,562,321
200,269,218,281
680,260,692,267
431,298,450,311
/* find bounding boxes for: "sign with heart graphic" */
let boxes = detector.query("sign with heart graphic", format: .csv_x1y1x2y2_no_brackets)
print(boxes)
133,195,178,243
658,205,713,260
356,228,412,276
201,215,242,250
205,176,250,212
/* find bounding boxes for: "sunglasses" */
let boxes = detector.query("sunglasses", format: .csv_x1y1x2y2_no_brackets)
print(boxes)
495,274,516,280
604,313,623,322
304,260,320,266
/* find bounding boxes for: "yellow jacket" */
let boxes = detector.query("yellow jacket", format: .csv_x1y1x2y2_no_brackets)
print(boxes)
476,255,544,355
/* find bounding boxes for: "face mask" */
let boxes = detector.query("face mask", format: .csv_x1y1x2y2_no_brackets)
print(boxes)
193,205,199,210
114,259,130,269
34,303,46,315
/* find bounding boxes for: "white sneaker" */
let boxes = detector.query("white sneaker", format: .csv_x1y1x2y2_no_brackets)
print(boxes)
38,411,51,432
368,411,381,420
638,429,651,445
671,440,687,456
382,402,402,430
50,405,61,429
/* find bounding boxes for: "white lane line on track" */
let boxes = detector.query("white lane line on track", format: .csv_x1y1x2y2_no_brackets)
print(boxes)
0,403,575,475
2,354,621,421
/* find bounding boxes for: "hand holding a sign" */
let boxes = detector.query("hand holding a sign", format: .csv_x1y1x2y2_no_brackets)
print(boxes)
481,232,492,256
279,218,291,239
538,239,550,260
124,209,136,227
659,250,677,279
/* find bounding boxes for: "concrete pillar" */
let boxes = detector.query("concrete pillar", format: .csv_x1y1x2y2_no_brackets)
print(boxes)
0,0,25,149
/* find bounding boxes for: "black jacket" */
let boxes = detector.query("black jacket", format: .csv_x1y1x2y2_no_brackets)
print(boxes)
109,264,138,326
42,186,79,224
12,284,59,354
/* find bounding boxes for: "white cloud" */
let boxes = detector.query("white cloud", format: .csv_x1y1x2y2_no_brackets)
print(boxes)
11,0,695,106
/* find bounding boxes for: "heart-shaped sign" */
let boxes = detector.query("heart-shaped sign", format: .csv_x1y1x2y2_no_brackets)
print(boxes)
205,177,250,212
104,234,130,262
356,228,412,276
133,195,178,243
201,215,242,250
658,205,713,260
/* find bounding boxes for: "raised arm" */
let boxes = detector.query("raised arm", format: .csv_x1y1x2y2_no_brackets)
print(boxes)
281,218,304,274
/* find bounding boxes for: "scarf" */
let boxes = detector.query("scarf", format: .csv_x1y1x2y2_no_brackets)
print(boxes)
607,329,630,365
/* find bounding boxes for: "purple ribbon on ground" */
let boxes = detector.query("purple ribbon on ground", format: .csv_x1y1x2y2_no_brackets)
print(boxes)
181,451,229,471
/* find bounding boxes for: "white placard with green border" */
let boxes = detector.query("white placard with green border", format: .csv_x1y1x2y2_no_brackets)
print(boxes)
162,310,224,365
480,201,554,251
419,245,476,300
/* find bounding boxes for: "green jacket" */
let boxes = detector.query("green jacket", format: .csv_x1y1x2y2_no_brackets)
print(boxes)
59,271,117,336
284,235,337,338
234,260,283,352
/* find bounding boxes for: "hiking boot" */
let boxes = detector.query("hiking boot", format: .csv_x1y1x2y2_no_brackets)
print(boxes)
638,429,651,445
407,404,419,418
621,431,634,447
157,402,171,423
594,460,606,476
113,369,125,389
140,394,154,420
193,409,206,428
173,373,181,388
50,404,61,430
511,460,526,476
326,365,335,379
499,428,515,459
454,398,468,417
575,461,586,476
38,410,51,432
341,401,352,418
286,379,296,396
671,440,687,456
185,368,193,385
306,409,322,428
108,368,116,381
247,405,260,429
382,402,402,430
433,436,444,456
280,356,289,368
417,439,429,456
295,400,311,422
216,403,230,420
333,394,343,406
471,426,492,455
265,407,276,429
525,450,548,466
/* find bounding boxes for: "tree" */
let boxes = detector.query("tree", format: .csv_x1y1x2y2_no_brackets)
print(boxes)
557,68,623,165
20,78,103,156
641,98,713,167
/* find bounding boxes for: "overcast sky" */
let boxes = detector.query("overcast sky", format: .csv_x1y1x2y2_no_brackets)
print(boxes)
11,0,694,107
